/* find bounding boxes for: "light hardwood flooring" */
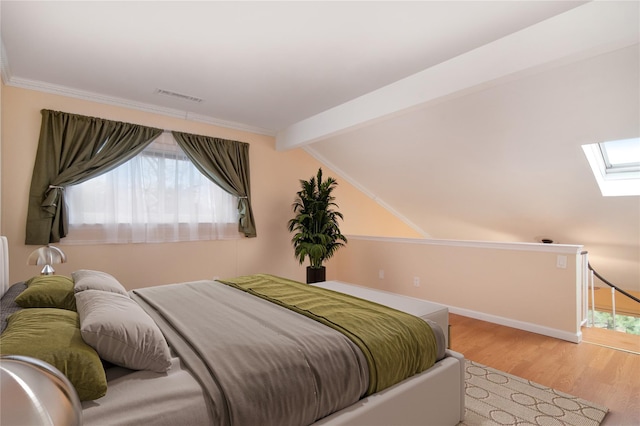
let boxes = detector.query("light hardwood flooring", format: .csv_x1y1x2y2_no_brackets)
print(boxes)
449,314,640,426
582,326,640,355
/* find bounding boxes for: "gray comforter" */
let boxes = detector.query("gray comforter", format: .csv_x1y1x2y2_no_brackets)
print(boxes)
131,280,369,426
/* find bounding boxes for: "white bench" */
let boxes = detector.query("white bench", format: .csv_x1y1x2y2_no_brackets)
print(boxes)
312,280,450,348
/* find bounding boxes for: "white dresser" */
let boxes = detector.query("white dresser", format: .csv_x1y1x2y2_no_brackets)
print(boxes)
312,280,450,348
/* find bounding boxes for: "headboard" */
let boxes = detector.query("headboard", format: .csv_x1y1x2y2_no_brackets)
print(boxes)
0,236,9,298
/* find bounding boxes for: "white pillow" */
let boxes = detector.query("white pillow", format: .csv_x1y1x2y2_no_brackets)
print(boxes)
72,269,129,296
75,290,172,373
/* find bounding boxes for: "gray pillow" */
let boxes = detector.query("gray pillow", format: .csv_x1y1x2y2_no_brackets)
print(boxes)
75,290,172,373
72,269,128,296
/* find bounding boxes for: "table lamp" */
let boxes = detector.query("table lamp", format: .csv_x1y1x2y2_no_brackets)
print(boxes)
27,245,67,275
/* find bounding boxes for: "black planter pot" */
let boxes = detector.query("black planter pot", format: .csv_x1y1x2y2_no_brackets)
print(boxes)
306,266,326,284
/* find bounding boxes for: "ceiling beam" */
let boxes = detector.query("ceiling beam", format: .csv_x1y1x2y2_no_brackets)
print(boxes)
276,1,639,151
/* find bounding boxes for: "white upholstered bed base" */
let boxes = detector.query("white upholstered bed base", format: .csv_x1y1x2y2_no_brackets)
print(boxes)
313,349,465,426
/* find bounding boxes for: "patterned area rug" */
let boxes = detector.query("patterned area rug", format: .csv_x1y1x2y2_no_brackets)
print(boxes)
460,361,608,426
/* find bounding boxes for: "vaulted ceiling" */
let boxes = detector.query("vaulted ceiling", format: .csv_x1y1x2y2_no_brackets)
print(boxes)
1,1,639,288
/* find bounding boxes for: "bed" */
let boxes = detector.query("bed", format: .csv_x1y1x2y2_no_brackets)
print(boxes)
0,243,464,425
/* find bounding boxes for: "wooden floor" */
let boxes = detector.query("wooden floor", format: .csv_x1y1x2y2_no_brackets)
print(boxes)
582,326,640,355
449,314,640,426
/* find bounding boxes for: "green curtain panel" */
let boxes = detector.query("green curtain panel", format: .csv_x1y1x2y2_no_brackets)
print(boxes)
172,131,256,238
25,110,162,244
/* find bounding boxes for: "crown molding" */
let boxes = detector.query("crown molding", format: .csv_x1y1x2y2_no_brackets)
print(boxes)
1,72,276,137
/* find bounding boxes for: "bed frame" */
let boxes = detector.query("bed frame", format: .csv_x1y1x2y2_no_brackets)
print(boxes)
0,236,465,425
314,350,465,425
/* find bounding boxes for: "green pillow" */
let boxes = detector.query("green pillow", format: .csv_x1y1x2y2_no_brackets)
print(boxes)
0,308,107,401
15,275,76,311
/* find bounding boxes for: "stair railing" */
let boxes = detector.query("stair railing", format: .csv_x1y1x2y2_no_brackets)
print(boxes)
585,254,640,328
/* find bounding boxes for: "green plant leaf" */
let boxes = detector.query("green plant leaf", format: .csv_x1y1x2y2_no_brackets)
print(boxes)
287,168,347,268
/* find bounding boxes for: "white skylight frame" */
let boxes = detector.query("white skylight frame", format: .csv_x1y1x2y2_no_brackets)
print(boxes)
582,138,640,196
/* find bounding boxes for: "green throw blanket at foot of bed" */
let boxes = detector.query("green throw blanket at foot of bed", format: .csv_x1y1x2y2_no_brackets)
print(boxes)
219,274,437,395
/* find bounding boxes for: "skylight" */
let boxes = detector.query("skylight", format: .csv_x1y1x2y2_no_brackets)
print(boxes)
582,138,640,196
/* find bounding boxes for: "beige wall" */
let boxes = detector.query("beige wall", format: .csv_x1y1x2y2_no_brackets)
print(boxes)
0,84,588,340
0,84,420,288
335,236,585,342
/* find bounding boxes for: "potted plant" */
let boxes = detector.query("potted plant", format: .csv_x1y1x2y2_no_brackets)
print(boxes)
288,168,347,283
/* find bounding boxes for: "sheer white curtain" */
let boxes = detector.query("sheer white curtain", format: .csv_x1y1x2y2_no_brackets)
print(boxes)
65,133,241,244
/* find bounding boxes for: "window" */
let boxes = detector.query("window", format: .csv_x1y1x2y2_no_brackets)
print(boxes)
582,138,640,196
599,138,640,175
65,132,241,243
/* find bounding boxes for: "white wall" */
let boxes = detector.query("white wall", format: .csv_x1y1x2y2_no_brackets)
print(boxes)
310,44,640,292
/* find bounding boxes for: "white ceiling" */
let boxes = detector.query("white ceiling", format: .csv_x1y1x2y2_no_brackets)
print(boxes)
1,0,587,134
2,1,639,287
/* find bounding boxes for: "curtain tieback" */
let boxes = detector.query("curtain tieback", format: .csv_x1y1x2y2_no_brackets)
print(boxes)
237,196,248,219
42,185,65,210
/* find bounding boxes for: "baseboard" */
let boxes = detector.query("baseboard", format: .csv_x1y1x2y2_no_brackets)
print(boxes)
448,306,582,343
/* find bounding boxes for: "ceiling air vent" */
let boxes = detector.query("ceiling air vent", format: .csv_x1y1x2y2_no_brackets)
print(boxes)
155,88,203,103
